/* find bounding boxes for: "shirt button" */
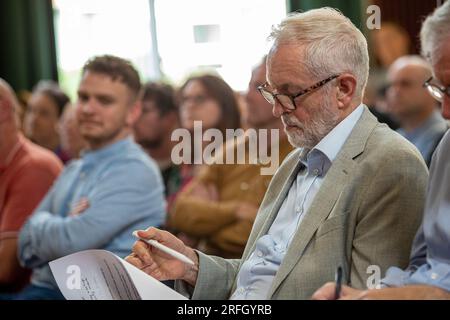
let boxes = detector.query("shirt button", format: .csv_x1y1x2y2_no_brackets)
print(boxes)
431,273,439,280
257,251,263,258
313,169,319,176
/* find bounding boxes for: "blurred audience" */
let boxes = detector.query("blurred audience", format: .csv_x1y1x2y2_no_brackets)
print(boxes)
0,55,166,300
168,75,242,209
133,82,181,209
58,104,87,160
0,79,62,293
372,22,411,69
386,55,448,166
364,78,400,130
179,74,241,136
24,81,71,164
169,58,293,258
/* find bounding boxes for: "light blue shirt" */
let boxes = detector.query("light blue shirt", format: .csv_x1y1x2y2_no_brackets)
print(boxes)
397,110,448,165
230,105,364,299
18,136,166,290
382,129,450,291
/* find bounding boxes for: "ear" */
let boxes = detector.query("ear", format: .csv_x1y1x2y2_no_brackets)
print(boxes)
126,100,142,127
336,74,357,109
0,97,12,122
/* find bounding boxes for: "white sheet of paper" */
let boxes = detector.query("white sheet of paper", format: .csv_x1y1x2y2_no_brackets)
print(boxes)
49,249,187,300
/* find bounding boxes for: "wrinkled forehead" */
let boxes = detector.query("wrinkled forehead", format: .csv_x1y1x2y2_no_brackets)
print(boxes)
266,44,311,88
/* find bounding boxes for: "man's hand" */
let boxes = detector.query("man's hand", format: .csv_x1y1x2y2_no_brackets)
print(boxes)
312,282,364,300
189,182,219,201
312,282,450,300
125,227,199,287
68,198,90,217
235,202,259,221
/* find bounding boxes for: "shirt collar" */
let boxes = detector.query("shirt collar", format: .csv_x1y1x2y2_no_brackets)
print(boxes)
81,136,133,167
299,104,364,176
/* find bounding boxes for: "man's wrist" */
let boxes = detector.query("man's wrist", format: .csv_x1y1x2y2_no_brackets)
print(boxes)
182,248,199,287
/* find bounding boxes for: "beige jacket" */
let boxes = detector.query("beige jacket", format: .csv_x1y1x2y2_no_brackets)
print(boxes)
177,107,428,299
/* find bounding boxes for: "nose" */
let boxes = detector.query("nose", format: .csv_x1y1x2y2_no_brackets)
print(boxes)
80,100,95,115
272,100,287,118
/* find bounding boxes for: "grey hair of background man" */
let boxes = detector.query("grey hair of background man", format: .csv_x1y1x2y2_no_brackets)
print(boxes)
269,7,370,102
420,0,450,65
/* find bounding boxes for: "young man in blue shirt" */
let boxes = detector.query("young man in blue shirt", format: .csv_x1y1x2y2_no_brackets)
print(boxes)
0,55,166,300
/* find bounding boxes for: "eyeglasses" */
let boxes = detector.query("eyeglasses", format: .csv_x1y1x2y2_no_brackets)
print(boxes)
257,74,340,110
423,77,450,102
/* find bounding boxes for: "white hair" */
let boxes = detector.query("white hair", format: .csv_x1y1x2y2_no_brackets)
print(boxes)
269,7,369,101
421,0,450,64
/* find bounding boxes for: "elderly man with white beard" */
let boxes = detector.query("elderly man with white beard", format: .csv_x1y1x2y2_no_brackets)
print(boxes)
125,8,428,300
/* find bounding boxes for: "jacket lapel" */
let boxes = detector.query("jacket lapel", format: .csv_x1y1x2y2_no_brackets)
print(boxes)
267,106,379,297
241,150,306,262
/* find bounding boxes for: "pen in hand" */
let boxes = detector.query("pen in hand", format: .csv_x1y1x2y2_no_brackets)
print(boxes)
132,231,195,266
334,265,343,300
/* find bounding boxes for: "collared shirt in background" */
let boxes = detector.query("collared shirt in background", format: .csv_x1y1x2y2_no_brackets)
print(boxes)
18,136,166,290
397,110,448,166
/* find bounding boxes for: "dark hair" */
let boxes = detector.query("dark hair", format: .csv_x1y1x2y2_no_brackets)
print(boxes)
179,75,241,134
82,55,141,101
141,82,178,116
32,80,70,118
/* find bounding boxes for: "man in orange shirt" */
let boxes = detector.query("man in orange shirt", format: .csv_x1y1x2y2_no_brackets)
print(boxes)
0,79,62,293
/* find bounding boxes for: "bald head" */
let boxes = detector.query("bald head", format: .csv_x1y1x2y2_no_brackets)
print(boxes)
388,55,432,78
386,55,436,121
0,78,20,127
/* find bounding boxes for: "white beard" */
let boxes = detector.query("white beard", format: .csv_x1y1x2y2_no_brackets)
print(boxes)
282,96,340,149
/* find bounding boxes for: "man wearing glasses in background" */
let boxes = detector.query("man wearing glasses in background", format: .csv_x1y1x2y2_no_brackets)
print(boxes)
313,0,450,300
385,55,448,167
126,8,428,299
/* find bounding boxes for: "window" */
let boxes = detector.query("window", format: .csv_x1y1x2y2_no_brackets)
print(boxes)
53,0,287,97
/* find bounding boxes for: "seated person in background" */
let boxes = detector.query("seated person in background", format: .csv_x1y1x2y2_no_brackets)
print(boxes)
24,81,71,164
59,104,87,160
313,1,450,300
126,8,428,300
168,57,293,258
166,74,242,213
0,79,62,293
386,55,448,166
133,82,181,208
0,55,166,300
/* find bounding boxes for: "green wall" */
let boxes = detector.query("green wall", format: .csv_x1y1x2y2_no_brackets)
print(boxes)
0,0,57,92
287,0,367,30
